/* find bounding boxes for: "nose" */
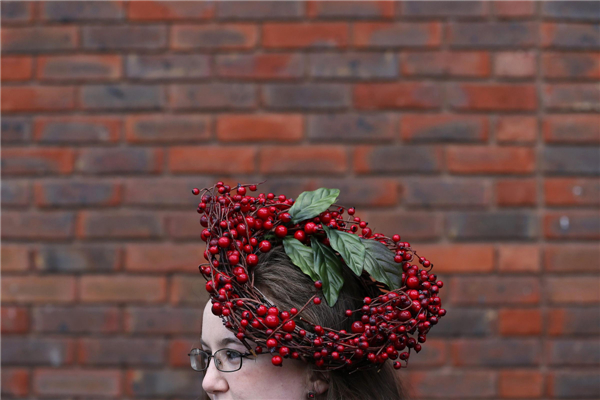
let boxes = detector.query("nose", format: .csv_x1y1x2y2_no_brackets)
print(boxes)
202,358,229,395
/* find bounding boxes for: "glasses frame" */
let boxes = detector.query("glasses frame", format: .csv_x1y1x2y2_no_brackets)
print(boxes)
188,348,257,373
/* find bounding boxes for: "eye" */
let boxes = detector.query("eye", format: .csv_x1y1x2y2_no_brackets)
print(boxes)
225,350,242,361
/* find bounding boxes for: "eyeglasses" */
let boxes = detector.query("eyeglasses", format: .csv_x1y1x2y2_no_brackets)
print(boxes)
188,348,256,373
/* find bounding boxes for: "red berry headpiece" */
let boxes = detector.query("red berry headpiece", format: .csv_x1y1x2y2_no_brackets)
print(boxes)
193,181,446,372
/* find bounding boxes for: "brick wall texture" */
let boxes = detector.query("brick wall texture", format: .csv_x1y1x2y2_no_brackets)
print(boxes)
1,1,599,398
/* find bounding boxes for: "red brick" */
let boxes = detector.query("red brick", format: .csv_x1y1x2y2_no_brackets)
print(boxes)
449,276,540,305
543,115,600,144
543,210,600,240
544,178,600,207
1,86,75,112
80,275,166,303
33,306,121,333
401,114,488,142
259,146,347,174
544,244,600,274
1,245,30,272
37,55,122,81
447,146,535,174
1,276,76,304
408,339,446,367
542,52,600,79
123,177,211,208
499,370,544,398
314,177,398,207
263,23,348,49
216,53,304,80
216,1,303,19
165,211,204,240
76,148,164,175
401,1,487,17
307,1,395,19
404,244,494,273
354,22,441,48
128,1,215,20
498,244,541,273
495,51,536,78
33,368,121,397
169,146,256,174
125,244,203,273
168,337,197,367
169,83,257,110
358,210,441,240
34,116,121,144
498,308,542,336
171,24,257,50
448,83,537,111
541,22,600,50
451,338,541,366
1,26,78,52
217,114,303,142
401,51,490,77
496,178,537,206
495,116,537,144
492,1,536,18
77,211,162,239
170,275,210,305
1,148,75,175
1,306,29,333
1,56,32,81
548,307,600,336
78,338,165,366
409,370,495,398
543,83,600,111
125,114,211,143
125,307,202,334
546,277,600,304
355,145,443,174
354,82,441,110
2,212,74,240
1,368,29,396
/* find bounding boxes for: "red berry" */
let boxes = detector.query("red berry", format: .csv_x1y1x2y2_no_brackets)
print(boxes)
345,310,353,317
257,305,267,316
275,225,288,238
313,297,321,305
304,222,316,234
217,237,231,248
279,347,290,357
348,207,355,215
192,188,200,195
351,321,365,333
211,303,222,316
290,308,298,315
237,186,247,195
266,338,278,348
314,280,323,289
406,276,420,289
271,355,283,366
393,361,402,369
265,315,280,329
259,240,272,253
249,185,257,191
246,254,258,266
283,320,296,332
392,234,401,242
229,254,240,265
293,230,306,242
257,208,270,220
236,273,248,284
279,213,291,223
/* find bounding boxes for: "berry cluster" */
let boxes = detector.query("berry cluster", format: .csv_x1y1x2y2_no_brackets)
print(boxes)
193,181,446,372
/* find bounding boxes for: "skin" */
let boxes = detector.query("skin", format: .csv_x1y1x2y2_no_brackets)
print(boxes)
201,302,327,400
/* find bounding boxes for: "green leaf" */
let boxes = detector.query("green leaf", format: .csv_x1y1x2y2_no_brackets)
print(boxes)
323,225,365,276
288,188,340,224
360,238,402,290
311,237,345,307
282,236,320,282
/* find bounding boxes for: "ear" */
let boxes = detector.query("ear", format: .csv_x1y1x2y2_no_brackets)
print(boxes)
310,371,330,395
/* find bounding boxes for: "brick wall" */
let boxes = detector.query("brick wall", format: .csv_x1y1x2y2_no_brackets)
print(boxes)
1,1,599,398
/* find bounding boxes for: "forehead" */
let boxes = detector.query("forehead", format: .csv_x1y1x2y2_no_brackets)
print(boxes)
201,302,237,347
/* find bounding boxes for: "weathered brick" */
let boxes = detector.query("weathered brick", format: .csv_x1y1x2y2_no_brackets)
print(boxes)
2,276,76,304
2,337,74,366
33,306,121,333
76,148,164,175
543,146,600,175
545,178,600,207
1,306,29,333
216,53,304,80
78,338,165,366
168,146,256,174
172,23,257,50
544,210,600,240
546,276,600,304
217,114,303,142
409,370,495,398
548,339,600,366
1,86,75,112
1,212,74,240
548,307,600,336
1,1,33,23
547,371,600,398
1,368,29,397
499,370,544,398
33,369,121,397
401,114,488,143
77,211,162,239
544,115,600,143
403,177,490,208
406,244,494,273
1,26,78,52
37,55,122,81
34,180,121,208
1,180,30,207
543,244,600,273
123,177,211,207
170,275,210,305
354,82,442,110
126,370,203,397
168,337,197,366
428,307,496,337
125,244,203,273
128,1,215,20
495,116,537,144
309,52,397,79
1,117,31,143
307,1,395,19
217,1,303,19
446,211,538,240
409,339,447,367
355,145,443,173
449,276,540,305
259,145,347,174
542,52,600,79
125,307,202,334
451,338,541,366
33,245,121,273
496,178,537,207
498,244,541,273
448,83,537,111
263,23,348,48
126,54,211,79
34,116,121,144
125,114,210,143
1,245,30,272
41,1,123,21
498,308,542,335
542,23,600,49
492,1,536,18
81,84,165,110
449,22,537,47
542,1,600,21
495,51,536,78
170,83,257,110
314,177,399,206
543,83,600,112
80,275,166,303
359,211,442,240
356,22,442,48
308,113,395,142
447,146,535,175
83,25,167,50
1,56,33,81
401,1,487,17
264,83,350,110
401,51,491,77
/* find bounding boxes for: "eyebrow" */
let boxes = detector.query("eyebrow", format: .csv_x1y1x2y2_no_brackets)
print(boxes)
200,337,242,350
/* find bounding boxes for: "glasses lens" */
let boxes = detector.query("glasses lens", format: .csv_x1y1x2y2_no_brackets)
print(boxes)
214,349,243,372
189,349,209,371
